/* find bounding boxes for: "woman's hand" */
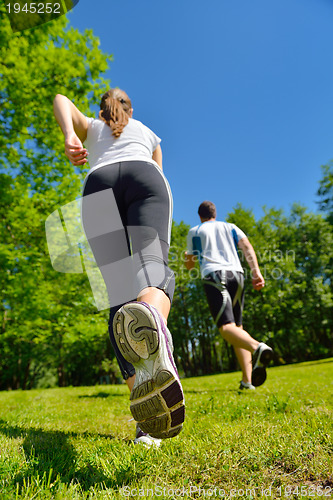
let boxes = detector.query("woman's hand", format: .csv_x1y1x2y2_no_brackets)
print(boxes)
65,131,88,166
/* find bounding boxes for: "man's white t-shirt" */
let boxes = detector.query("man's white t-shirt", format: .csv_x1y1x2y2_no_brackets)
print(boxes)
187,221,246,277
84,117,161,175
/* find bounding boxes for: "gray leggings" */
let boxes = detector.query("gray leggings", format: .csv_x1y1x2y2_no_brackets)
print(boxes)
82,160,175,379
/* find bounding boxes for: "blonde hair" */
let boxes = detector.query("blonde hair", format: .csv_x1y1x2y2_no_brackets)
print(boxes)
99,88,132,138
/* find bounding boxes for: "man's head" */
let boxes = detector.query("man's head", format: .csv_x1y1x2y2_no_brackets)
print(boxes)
198,201,216,222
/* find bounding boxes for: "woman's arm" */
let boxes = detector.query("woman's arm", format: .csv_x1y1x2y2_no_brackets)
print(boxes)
53,94,89,166
53,94,88,141
152,144,163,170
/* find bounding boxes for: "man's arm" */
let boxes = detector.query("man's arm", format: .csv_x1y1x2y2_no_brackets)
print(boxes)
184,251,197,270
53,94,88,166
238,237,265,290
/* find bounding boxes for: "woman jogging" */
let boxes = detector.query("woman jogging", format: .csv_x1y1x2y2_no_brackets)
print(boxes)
53,89,185,446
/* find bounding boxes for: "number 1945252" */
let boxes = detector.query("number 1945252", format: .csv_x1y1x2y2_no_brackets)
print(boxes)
6,3,61,14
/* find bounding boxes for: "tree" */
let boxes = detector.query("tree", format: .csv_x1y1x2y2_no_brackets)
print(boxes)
169,204,333,379
0,7,114,389
229,204,333,364
317,162,333,224
168,221,226,377
0,4,110,191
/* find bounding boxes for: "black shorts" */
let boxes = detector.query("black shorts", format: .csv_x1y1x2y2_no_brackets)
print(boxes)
202,270,244,328
82,160,174,379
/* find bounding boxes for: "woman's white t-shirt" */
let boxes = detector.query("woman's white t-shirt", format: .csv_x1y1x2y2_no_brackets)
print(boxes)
84,117,161,176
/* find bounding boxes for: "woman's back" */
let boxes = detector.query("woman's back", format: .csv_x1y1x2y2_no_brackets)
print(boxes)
84,117,161,171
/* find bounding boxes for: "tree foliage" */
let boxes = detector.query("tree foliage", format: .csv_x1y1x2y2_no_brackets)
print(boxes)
169,205,333,377
317,162,333,224
0,8,115,389
1,6,332,388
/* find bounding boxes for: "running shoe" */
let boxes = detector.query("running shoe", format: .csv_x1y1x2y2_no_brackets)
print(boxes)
113,301,185,439
239,381,256,390
251,342,274,387
134,424,161,448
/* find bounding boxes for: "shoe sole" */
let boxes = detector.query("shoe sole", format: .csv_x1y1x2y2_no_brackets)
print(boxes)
251,347,274,387
113,302,185,439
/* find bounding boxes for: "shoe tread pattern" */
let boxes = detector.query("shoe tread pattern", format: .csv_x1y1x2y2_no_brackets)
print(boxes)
131,395,165,422
126,307,159,355
130,371,185,439
251,345,273,387
114,303,185,439
113,305,159,364
251,367,267,387
260,349,273,365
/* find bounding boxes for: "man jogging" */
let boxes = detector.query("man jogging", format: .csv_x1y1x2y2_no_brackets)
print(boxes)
184,201,273,389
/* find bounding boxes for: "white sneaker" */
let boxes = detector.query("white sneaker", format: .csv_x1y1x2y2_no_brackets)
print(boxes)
113,301,185,439
239,381,256,390
134,424,161,448
251,342,274,387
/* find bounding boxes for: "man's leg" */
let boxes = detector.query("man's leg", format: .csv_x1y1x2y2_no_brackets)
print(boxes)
219,322,273,387
219,322,259,353
204,271,258,353
234,347,252,384
219,321,257,384
204,271,273,387
233,326,252,385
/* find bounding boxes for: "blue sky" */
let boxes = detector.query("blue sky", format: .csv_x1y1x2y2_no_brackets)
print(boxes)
67,0,333,229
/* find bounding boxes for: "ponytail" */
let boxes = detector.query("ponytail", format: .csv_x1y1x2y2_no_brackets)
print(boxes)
99,89,132,138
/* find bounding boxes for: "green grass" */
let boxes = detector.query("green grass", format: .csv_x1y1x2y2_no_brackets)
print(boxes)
0,359,332,499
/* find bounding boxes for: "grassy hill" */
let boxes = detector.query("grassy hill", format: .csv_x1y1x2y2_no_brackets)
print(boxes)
0,359,332,499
